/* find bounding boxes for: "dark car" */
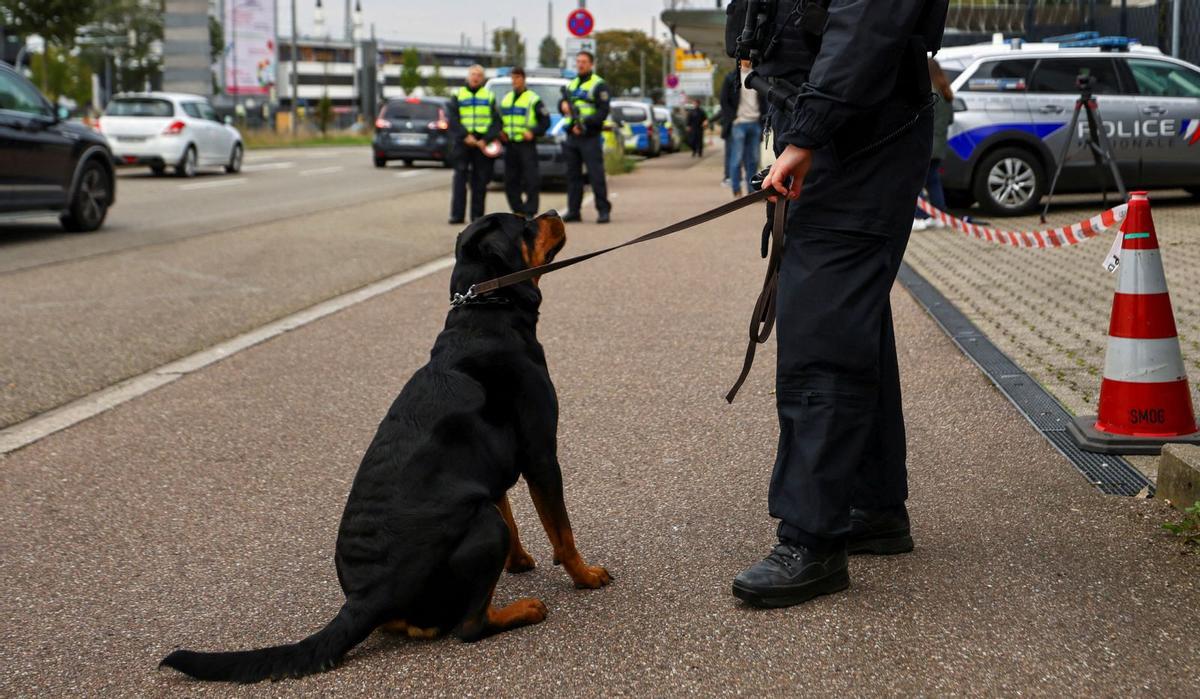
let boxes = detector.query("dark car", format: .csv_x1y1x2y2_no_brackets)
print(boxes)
372,96,453,167
0,63,116,232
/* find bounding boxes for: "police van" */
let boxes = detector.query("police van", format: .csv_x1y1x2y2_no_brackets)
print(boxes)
937,34,1200,215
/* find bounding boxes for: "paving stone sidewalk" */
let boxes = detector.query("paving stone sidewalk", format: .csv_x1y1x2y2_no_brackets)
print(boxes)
1,155,1198,696
904,191,1200,421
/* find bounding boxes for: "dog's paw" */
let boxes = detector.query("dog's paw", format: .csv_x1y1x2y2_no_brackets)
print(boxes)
505,550,537,574
509,597,549,625
572,564,613,589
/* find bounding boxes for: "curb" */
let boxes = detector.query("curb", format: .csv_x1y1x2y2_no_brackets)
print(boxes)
1158,444,1200,508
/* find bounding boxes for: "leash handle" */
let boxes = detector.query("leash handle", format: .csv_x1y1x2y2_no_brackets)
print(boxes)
726,193,788,404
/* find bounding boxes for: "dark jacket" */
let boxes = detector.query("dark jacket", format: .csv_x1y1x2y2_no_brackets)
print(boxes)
447,86,502,143
755,0,949,152
719,68,768,138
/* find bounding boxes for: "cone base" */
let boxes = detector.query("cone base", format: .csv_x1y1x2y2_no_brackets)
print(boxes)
1068,415,1200,455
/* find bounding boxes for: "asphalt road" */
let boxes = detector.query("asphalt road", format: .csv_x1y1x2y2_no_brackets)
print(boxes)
2,152,1197,696
0,145,644,429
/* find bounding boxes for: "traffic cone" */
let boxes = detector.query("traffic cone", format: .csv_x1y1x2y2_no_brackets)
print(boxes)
1069,191,1200,454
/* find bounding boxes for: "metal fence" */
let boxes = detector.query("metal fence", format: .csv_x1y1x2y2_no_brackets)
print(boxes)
945,1,1200,66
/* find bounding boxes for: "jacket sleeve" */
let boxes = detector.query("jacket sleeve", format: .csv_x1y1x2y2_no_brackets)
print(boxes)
447,96,465,140
778,0,933,150
483,99,502,141
719,72,738,125
532,99,551,138
584,82,611,132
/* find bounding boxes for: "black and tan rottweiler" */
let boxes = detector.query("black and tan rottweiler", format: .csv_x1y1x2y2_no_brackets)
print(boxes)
161,211,610,683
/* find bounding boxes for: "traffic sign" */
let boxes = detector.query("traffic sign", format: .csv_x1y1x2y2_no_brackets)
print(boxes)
666,74,679,89
565,36,595,59
567,8,594,38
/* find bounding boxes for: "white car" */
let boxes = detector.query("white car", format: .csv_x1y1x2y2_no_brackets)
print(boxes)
99,92,243,177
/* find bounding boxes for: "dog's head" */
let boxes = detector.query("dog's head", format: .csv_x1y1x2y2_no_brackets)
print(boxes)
450,211,567,306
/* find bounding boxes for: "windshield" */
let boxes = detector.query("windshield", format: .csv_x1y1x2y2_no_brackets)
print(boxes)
105,98,174,117
385,101,441,120
488,82,565,109
615,105,647,123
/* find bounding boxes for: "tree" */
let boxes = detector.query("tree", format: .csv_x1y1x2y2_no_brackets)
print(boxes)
492,27,525,67
316,93,334,135
594,30,668,99
209,15,224,64
428,64,448,97
30,45,92,107
80,0,164,93
399,47,421,95
537,35,561,68
0,0,98,48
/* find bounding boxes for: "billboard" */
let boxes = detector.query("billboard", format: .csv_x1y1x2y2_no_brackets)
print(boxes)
225,0,276,95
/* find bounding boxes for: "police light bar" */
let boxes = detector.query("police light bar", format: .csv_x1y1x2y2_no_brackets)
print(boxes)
1042,31,1100,43
1059,36,1138,51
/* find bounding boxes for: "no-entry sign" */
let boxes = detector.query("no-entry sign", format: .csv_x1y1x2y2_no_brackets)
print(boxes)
567,8,594,38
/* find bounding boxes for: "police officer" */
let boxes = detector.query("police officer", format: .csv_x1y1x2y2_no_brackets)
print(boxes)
729,0,949,607
559,51,612,224
499,67,551,217
447,64,501,224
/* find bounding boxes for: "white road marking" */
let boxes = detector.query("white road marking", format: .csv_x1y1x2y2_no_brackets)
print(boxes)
299,165,345,177
395,170,426,179
178,177,245,191
241,161,295,173
0,255,456,455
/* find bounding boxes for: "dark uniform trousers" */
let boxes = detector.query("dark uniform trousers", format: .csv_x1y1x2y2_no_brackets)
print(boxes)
770,108,934,549
503,141,540,216
563,133,610,215
451,144,494,222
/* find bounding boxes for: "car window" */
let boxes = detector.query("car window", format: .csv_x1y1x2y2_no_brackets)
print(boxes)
181,102,203,119
1030,57,1121,94
488,83,563,109
105,98,175,117
0,70,50,116
197,102,219,121
963,59,1035,92
615,105,647,123
1126,58,1200,98
385,101,441,120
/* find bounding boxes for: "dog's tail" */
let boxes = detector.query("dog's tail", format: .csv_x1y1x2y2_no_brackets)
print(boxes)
159,597,380,683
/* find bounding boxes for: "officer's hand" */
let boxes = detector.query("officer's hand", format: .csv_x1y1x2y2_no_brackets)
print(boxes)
762,145,813,202
499,132,509,144
571,125,582,136
523,130,534,141
464,134,478,147
559,100,571,116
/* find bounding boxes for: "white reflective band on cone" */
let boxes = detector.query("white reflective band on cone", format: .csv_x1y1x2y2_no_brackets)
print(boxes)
1115,249,1168,294
1103,337,1188,383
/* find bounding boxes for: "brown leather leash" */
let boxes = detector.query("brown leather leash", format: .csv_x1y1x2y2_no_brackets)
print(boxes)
456,187,787,403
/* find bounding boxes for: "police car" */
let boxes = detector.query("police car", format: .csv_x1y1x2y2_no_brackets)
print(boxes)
937,34,1200,215
485,75,571,182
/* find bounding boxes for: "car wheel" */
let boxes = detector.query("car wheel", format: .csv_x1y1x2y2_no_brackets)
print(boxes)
973,147,1044,216
175,146,197,178
403,159,414,167
1186,186,1200,199
944,189,976,210
60,160,111,233
150,164,165,176
374,156,387,168
225,143,243,174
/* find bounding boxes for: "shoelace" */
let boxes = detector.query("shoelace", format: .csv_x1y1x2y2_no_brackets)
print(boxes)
766,543,804,569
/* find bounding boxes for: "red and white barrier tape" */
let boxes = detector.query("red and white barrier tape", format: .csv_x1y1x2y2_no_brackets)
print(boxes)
916,197,1128,249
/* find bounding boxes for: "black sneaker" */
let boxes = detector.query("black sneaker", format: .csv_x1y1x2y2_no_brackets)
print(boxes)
562,212,582,223
847,506,914,556
596,211,611,224
732,542,849,608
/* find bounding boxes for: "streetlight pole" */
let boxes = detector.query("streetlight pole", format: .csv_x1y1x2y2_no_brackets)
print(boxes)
291,0,299,135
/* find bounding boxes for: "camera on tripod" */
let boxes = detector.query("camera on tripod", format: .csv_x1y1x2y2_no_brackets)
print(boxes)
1075,69,1096,95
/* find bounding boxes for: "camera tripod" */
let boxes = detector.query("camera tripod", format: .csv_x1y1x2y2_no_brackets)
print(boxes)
1040,75,1127,223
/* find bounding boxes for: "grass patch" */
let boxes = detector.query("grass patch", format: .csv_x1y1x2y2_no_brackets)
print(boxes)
604,148,637,176
242,130,373,150
1163,501,1200,549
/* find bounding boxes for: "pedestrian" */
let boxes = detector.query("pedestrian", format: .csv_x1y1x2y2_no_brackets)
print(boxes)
730,0,948,608
499,67,551,217
686,101,708,157
912,58,955,231
720,59,768,197
447,64,501,225
559,50,612,224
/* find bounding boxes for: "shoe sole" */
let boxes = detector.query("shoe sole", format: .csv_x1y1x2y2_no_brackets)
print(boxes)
847,532,914,556
731,568,850,609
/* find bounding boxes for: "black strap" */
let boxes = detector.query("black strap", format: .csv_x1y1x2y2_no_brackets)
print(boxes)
725,197,786,403
466,188,772,297
461,186,785,404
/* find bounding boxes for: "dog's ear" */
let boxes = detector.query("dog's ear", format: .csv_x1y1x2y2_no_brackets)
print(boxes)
456,215,510,262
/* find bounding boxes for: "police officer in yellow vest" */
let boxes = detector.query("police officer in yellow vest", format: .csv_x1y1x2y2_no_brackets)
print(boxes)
447,64,502,224
558,51,612,224
499,67,551,217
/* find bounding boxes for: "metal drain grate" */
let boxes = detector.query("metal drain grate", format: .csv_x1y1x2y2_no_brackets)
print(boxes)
898,263,1153,497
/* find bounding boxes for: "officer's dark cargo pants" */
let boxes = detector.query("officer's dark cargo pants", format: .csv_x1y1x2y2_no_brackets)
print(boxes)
563,133,610,215
769,108,933,550
451,146,493,222
503,141,540,216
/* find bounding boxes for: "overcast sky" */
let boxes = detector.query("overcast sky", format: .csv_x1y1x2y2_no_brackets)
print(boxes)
284,1,698,47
